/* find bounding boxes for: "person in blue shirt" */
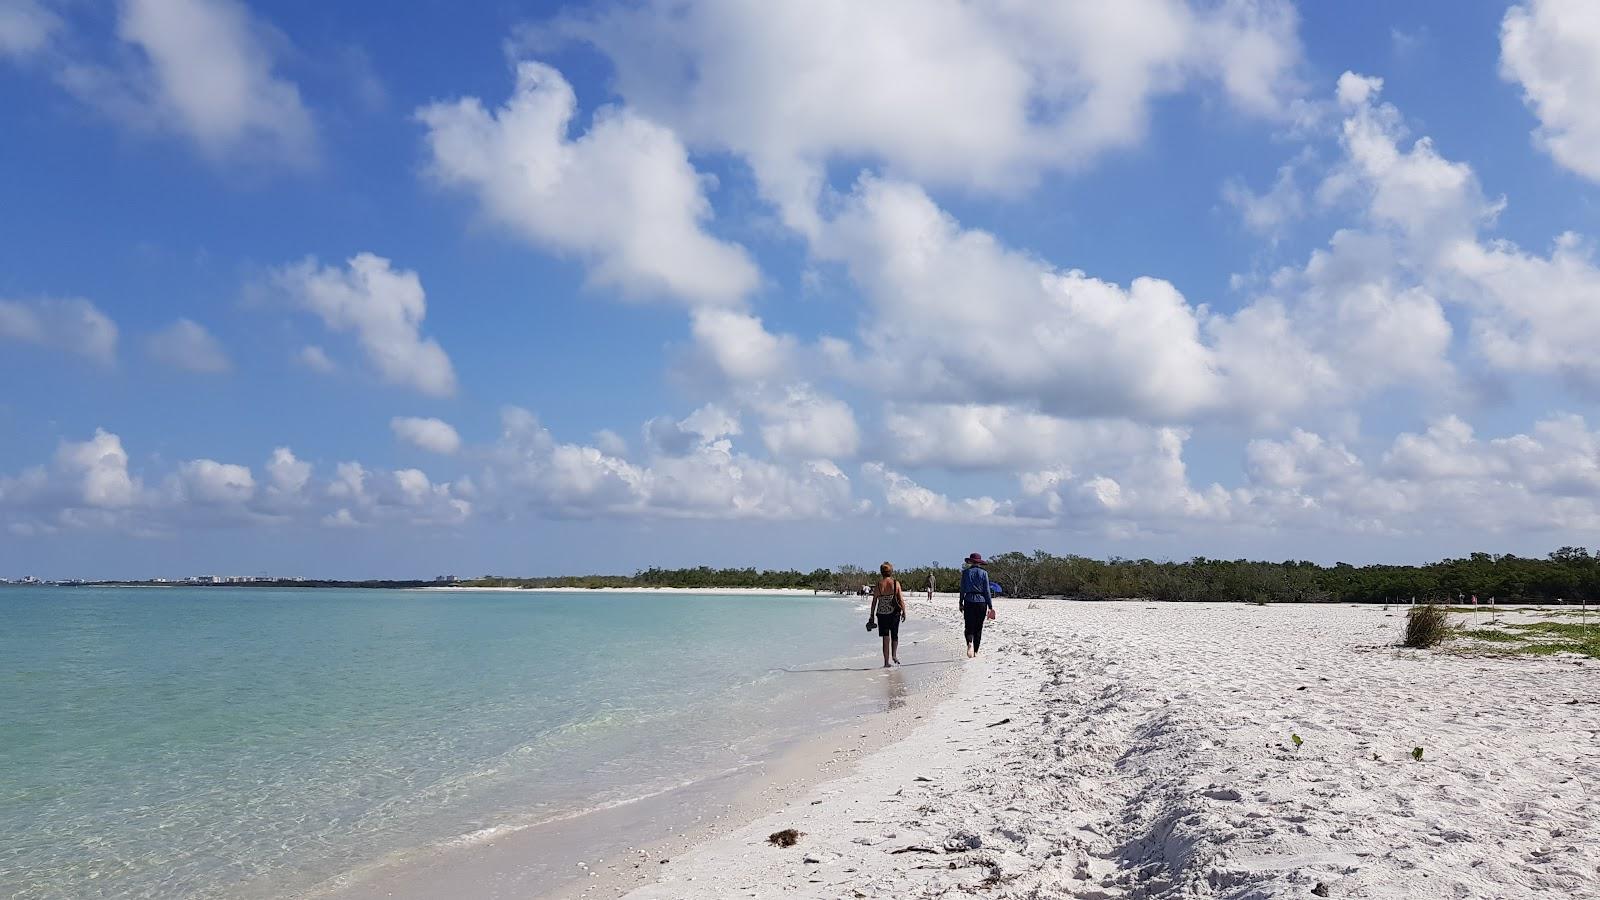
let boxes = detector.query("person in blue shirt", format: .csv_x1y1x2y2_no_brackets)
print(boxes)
959,552,995,658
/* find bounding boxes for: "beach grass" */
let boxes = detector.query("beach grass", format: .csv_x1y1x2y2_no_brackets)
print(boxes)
1451,620,1600,659
1403,605,1449,648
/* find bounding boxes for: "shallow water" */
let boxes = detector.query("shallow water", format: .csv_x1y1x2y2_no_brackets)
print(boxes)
0,586,939,899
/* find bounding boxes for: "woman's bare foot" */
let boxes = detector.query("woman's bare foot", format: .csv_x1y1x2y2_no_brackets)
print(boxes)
882,662,892,668
892,656,901,665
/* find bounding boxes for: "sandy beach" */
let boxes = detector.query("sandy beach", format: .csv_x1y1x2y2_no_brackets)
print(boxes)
621,601,1598,899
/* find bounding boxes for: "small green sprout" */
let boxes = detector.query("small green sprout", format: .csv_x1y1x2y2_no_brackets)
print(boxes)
1290,733,1303,750
1411,747,1424,761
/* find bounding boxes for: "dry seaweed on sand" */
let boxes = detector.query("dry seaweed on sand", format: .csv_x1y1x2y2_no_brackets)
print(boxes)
767,828,802,848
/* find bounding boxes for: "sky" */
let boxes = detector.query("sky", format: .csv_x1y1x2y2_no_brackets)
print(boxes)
6,0,1600,579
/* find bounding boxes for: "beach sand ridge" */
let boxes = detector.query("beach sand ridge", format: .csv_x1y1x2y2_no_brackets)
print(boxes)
624,602,1598,899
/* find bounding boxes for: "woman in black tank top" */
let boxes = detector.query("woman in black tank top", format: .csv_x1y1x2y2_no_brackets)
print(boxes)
872,562,908,667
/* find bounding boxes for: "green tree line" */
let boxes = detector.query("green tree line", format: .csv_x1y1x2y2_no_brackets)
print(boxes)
469,547,1600,603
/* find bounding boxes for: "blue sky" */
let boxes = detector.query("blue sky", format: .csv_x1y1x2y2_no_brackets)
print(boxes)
6,0,1600,579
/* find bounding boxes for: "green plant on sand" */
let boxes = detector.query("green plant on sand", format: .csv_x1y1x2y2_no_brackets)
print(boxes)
1412,747,1424,761
1403,604,1449,648
1452,620,1600,659
1290,733,1303,750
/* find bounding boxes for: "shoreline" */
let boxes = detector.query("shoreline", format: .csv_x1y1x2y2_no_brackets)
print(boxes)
313,603,968,900
420,586,833,596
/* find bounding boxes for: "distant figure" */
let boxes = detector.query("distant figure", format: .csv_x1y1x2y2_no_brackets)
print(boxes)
959,553,995,658
926,572,936,602
870,562,908,668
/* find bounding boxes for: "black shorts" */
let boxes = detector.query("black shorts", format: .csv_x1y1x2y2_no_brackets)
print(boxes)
876,613,901,640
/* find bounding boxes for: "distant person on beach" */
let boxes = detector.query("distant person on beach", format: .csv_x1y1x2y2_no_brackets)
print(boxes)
959,553,995,658
871,562,907,668
926,572,936,602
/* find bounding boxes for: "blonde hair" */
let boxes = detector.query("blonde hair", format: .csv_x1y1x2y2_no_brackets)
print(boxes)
880,561,894,577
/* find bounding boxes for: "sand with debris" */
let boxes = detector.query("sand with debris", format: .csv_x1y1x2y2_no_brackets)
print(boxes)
623,601,1598,899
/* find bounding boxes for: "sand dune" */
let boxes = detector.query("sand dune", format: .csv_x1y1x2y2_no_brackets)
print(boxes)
623,602,1598,899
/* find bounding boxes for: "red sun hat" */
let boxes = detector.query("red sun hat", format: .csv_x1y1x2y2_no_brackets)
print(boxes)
965,552,988,565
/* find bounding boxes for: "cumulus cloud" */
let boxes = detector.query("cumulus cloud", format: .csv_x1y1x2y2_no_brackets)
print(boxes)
860,462,1022,525
0,0,58,58
818,176,1222,421
0,297,118,364
0,429,469,534
882,405,1171,472
1244,415,1600,534
1223,161,1305,237
295,344,336,373
754,387,860,460
561,0,1302,232
391,416,462,455
687,309,795,382
273,253,457,397
1501,0,1600,182
174,459,254,505
51,0,314,165
417,60,758,308
263,447,310,505
57,429,141,509
145,318,230,373
1316,73,1600,391
486,406,857,520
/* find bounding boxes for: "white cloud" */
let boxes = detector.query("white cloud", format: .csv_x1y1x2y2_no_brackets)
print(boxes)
1501,0,1600,183
755,387,860,460
145,318,230,373
0,0,58,58
295,344,336,373
818,176,1222,421
860,462,1020,525
882,405,1168,472
273,253,457,397
56,0,315,165
487,406,857,520
391,416,462,455
0,430,471,534
1210,230,1455,417
593,429,627,457
56,429,140,509
645,403,740,456
418,60,758,308
1244,415,1600,534
0,297,118,364
263,447,310,504
1223,161,1305,237
561,0,1302,233
1317,73,1600,391
174,458,255,505
687,309,794,382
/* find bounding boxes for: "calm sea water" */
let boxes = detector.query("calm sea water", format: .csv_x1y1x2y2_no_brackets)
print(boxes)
0,586,941,899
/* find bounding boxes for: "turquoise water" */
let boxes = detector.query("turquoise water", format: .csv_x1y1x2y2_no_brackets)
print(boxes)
0,587,937,899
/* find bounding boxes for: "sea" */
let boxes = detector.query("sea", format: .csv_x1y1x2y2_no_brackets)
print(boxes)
0,586,951,899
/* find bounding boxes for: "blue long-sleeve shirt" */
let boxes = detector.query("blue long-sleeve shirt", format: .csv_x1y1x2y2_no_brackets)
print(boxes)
959,566,993,609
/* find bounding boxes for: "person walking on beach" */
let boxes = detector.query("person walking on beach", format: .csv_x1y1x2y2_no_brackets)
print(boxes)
959,553,995,658
926,571,936,602
871,562,908,668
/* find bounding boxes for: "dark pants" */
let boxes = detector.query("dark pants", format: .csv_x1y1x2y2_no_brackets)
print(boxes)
876,612,901,642
963,604,988,651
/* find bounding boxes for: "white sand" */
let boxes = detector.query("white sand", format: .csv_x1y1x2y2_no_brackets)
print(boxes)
621,602,1598,899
